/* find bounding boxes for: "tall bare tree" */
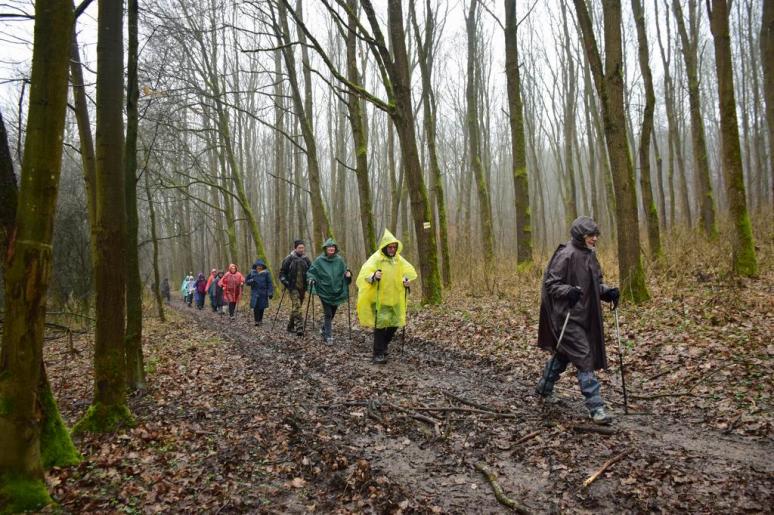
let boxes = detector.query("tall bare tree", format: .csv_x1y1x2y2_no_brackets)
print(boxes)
277,1,332,250
631,0,662,258
762,0,774,203
673,0,718,237
573,0,650,302
0,0,80,509
73,0,134,434
411,0,452,285
125,0,145,391
346,0,377,256
465,0,496,269
503,0,532,265
707,0,758,277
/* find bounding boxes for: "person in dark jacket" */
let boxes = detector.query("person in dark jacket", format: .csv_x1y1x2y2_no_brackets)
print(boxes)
534,216,620,425
246,259,274,326
213,271,225,314
307,238,352,345
279,240,312,336
194,272,207,310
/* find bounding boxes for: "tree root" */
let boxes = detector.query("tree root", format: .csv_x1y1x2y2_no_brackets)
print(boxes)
474,462,532,514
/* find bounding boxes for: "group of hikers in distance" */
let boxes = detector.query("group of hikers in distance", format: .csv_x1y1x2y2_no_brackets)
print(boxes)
169,217,623,425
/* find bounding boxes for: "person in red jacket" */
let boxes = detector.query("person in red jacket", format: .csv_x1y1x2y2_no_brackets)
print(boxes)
218,263,244,319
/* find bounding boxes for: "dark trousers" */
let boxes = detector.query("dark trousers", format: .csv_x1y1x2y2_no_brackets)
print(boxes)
537,355,604,411
228,302,237,317
253,306,265,323
373,327,398,356
322,302,338,339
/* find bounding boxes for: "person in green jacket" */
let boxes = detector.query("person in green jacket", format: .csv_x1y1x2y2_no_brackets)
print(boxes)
307,238,352,345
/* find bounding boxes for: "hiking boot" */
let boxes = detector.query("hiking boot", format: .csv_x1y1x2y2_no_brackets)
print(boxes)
296,330,304,337
372,354,387,365
325,337,333,346
590,407,613,425
535,388,560,405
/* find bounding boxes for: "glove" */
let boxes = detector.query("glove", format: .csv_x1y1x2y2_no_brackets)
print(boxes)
269,294,273,299
602,287,620,309
567,286,583,307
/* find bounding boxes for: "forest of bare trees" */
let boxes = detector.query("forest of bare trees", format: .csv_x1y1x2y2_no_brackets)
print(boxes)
1,0,767,305
0,0,771,510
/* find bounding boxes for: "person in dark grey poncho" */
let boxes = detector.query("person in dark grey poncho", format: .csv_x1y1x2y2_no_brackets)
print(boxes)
535,216,620,424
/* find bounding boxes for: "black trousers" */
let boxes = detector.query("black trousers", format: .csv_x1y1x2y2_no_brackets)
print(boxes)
373,327,398,356
253,306,265,323
228,302,236,317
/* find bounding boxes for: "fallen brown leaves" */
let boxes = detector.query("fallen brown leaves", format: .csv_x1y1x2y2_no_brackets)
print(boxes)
39,227,772,513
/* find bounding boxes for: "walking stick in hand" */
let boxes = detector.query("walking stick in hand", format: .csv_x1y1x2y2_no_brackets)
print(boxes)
347,277,352,343
613,306,629,414
271,288,286,330
303,282,314,337
538,309,572,397
401,285,410,354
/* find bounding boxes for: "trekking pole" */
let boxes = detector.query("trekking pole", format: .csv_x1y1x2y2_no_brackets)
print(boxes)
373,270,381,328
539,310,572,397
271,288,286,330
401,285,410,355
347,280,352,343
613,306,629,414
303,287,313,337
311,281,316,333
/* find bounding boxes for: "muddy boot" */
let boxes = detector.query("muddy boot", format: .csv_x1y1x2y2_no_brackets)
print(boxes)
372,354,387,365
590,407,612,425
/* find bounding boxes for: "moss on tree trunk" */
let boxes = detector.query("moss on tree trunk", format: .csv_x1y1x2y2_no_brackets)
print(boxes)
0,0,75,510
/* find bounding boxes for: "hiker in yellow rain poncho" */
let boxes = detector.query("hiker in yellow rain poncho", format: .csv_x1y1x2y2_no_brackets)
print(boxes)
357,229,417,364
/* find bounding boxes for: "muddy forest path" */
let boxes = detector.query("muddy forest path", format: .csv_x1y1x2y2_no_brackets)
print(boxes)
144,299,771,513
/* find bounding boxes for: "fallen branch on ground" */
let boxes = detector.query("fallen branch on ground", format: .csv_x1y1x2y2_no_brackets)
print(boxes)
513,430,541,446
474,462,532,514
582,451,626,488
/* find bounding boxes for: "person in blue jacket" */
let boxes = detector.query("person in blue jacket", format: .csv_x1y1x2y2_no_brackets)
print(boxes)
245,259,274,326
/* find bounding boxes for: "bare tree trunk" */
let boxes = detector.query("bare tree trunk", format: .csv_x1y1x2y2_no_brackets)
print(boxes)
273,49,289,267
708,0,758,277
0,1,78,507
73,0,134,434
124,0,145,391
762,0,774,205
465,0,495,268
346,0,377,255
277,2,332,250
674,0,718,237
411,0,452,284
632,0,662,258
0,110,16,265
560,1,579,222
144,169,165,322
368,0,442,303
573,0,650,303
504,0,533,265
